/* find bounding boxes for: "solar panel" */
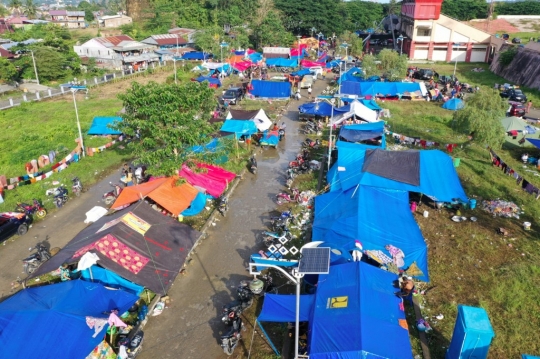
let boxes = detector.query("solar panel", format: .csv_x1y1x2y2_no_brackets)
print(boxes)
298,247,331,274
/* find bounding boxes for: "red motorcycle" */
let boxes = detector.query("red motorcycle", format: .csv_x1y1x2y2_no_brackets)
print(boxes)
103,183,123,206
15,199,47,219
276,188,300,205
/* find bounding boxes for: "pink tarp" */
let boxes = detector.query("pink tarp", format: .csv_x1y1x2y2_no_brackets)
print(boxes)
178,163,236,198
232,61,255,72
301,60,325,68
290,45,307,57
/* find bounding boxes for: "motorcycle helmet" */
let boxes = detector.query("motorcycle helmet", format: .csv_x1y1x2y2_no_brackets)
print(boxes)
249,278,264,294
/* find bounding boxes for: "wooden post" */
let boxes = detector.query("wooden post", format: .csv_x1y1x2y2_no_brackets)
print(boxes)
234,133,239,160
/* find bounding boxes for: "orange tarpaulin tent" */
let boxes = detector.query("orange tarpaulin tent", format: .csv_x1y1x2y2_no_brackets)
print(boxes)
227,55,245,64
111,177,199,216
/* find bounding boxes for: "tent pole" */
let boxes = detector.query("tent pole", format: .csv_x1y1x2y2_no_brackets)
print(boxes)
255,320,280,356
328,105,334,171
295,278,300,359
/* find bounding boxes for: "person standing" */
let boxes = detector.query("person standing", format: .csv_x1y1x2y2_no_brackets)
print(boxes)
307,85,312,99
527,100,533,113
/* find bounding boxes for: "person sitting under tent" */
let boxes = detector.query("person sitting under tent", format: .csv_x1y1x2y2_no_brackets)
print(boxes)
396,275,415,299
351,240,363,261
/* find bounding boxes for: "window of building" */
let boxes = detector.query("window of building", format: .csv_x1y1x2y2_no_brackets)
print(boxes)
417,28,431,37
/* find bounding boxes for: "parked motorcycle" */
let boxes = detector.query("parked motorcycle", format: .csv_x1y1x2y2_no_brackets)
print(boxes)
118,331,144,358
72,177,83,197
46,185,69,208
22,241,52,274
134,166,148,185
249,155,257,175
103,183,123,206
221,285,254,326
276,188,300,205
220,316,243,355
302,138,321,149
217,196,229,216
269,211,295,232
15,199,47,219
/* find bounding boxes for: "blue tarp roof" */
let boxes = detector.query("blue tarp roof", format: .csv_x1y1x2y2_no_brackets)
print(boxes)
337,99,382,111
309,261,412,359
258,294,315,322
326,60,340,68
442,98,465,111
527,138,540,149
0,280,138,358
80,265,144,295
220,119,258,136
298,102,348,117
248,52,263,63
332,147,467,202
313,186,429,281
260,130,280,146
342,81,422,97
187,137,219,153
522,355,540,359
291,69,311,77
182,192,213,216
87,116,123,135
265,58,297,67
339,122,386,148
195,76,221,87
250,80,291,99
338,67,364,84
181,51,211,60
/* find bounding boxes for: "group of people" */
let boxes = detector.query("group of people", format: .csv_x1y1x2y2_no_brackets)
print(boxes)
121,163,134,187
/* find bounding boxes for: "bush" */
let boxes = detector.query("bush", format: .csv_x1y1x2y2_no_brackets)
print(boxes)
498,47,518,67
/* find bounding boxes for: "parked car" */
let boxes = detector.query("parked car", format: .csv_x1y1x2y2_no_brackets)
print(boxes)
0,212,31,243
508,102,526,117
309,66,324,79
413,68,435,80
221,87,245,105
300,75,314,89
500,88,527,103
511,38,521,44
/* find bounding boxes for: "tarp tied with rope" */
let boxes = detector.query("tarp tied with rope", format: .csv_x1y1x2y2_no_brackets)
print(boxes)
28,202,200,295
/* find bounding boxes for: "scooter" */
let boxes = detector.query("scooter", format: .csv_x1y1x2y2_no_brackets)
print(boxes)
217,196,229,216
15,199,47,219
103,183,123,206
72,177,83,197
118,331,144,358
276,188,300,205
269,211,294,232
221,285,254,326
249,155,257,175
46,185,68,208
302,138,321,149
220,316,243,355
22,241,52,274
134,166,148,185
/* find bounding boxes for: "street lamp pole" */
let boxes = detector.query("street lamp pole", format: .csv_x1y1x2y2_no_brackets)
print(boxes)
318,32,324,55
339,42,348,96
71,89,86,158
30,50,39,85
397,35,404,56
453,43,462,78
296,35,302,68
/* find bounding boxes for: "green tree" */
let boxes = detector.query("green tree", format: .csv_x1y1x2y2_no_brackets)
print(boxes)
441,0,488,21
23,0,37,18
0,57,17,82
116,82,222,176
78,1,98,22
338,1,384,32
33,47,68,81
361,54,378,78
193,26,224,58
251,10,293,49
338,31,364,57
377,49,408,81
8,0,23,14
274,0,343,36
0,4,9,17
496,0,540,15
453,89,506,149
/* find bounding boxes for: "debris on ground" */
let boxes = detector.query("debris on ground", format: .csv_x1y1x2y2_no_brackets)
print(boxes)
481,199,521,219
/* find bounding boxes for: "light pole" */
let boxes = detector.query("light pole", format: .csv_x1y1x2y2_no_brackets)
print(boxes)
311,27,317,38
71,88,87,158
317,32,324,55
339,42,349,96
453,42,462,78
29,50,39,85
397,35,404,55
220,41,228,63
296,35,302,67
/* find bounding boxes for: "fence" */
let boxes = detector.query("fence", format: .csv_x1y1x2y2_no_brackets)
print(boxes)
0,62,171,111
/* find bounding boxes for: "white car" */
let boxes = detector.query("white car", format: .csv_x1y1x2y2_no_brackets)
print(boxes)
309,66,324,79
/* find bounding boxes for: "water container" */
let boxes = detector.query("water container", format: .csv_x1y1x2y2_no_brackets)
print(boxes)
453,158,461,167
469,199,477,209
524,222,531,231
423,211,429,218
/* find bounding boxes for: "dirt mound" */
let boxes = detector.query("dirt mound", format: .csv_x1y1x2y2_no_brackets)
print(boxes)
466,19,519,34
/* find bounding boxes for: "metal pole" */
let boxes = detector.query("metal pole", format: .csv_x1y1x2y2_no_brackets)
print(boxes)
401,39,403,55
31,50,39,85
453,44,459,78
174,59,177,84
72,90,85,157
328,105,334,171
295,276,301,359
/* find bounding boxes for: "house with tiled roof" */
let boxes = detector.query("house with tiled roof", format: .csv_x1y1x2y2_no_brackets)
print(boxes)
0,20,15,35
141,33,189,50
167,28,197,45
5,16,28,29
48,10,85,28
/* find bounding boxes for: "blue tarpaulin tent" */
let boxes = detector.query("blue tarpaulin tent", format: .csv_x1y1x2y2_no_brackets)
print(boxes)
195,76,221,87
339,122,386,148
326,60,340,68
250,80,291,99
526,138,540,149
0,280,138,359
265,58,298,67
182,51,211,60
291,69,311,77
442,98,465,111
187,138,219,153
260,130,280,147
298,102,348,117
220,119,258,136
336,99,382,112
331,147,467,202
309,261,412,359
80,265,144,295
313,186,429,281
182,192,213,216
338,67,364,84
87,116,123,135
258,294,315,322
341,81,423,97
248,52,263,63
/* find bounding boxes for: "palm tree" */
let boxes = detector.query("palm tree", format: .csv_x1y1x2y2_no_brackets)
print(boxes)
23,0,37,19
0,5,10,18
8,0,23,15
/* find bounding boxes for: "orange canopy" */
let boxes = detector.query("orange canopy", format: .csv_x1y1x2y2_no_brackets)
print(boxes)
111,177,199,216
227,55,245,64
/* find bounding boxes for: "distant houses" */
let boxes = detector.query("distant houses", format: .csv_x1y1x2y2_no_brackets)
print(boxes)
48,10,86,28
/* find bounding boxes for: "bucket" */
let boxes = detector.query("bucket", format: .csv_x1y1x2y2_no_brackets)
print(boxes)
524,222,531,231
423,211,429,218
453,158,461,167
469,199,477,209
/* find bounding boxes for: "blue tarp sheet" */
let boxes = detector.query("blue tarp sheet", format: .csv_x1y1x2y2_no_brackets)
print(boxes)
339,122,386,148
326,60,340,68
337,99,382,111
298,102,348,117
522,355,540,359
265,58,298,67
291,69,311,77
525,125,537,134
182,51,210,60
309,261,412,359
341,81,361,95
195,76,221,87
0,280,138,359
442,98,465,111
352,82,422,97
220,119,258,136
338,67,364,84
182,192,213,216
248,52,263,63
250,80,291,99
187,138,219,153
527,138,540,149
87,116,123,135
258,294,315,322
81,265,144,295
334,147,467,202
260,130,280,146
313,186,429,281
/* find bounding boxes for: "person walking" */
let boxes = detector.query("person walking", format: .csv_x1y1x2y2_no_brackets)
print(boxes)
527,100,533,113
308,85,312,100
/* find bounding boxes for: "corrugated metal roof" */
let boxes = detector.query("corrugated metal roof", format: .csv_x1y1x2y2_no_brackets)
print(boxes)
94,35,134,47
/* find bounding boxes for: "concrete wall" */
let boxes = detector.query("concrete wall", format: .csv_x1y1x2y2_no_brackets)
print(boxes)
103,16,132,28
490,44,540,90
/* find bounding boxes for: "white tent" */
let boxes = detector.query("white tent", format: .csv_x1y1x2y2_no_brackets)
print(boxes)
330,100,378,125
226,109,272,131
